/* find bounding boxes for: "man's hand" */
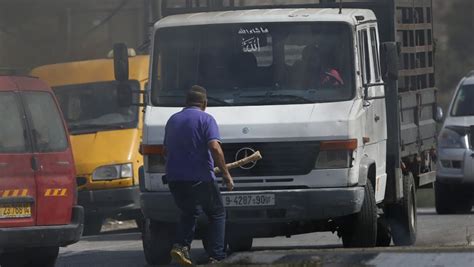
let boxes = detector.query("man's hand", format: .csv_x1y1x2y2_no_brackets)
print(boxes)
223,173,234,191
209,140,233,191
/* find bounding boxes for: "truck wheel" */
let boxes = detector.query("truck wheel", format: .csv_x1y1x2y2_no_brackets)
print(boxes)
27,246,59,267
83,215,103,236
376,218,392,247
142,219,174,265
389,173,417,246
341,180,377,248
227,235,253,252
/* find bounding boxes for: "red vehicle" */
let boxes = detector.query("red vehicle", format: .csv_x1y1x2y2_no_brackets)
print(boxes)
0,76,83,267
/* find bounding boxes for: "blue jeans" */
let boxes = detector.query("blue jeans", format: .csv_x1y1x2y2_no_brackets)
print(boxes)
169,180,226,260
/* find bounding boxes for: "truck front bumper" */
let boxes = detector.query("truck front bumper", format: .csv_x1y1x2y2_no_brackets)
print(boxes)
78,186,140,217
141,187,364,223
0,206,83,249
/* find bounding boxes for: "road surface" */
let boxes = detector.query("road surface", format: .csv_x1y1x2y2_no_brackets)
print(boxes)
56,208,474,266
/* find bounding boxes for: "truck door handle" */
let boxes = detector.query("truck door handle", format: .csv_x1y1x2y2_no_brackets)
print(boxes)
375,115,380,122
0,162,8,167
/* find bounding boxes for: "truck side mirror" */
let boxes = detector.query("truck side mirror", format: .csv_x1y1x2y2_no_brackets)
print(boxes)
435,106,444,122
381,42,399,81
113,43,129,82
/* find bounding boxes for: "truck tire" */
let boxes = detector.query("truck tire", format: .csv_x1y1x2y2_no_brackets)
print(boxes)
341,180,377,248
435,181,472,214
83,215,103,236
376,218,392,247
142,219,174,265
228,236,253,252
388,173,417,246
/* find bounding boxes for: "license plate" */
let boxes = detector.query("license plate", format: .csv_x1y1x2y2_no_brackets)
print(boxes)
224,194,275,207
0,203,32,219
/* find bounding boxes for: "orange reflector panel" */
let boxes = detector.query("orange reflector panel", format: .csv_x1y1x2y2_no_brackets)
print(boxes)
141,144,164,155
320,139,358,151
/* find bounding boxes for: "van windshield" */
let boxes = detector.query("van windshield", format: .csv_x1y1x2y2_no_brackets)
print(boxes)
53,81,139,134
152,22,354,107
451,84,474,116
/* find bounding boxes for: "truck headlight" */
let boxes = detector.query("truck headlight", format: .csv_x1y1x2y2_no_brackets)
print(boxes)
315,150,353,169
438,128,465,149
315,140,356,169
92,163,133,181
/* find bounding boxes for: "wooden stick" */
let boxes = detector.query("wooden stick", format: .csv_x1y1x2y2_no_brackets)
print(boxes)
214,151,262,174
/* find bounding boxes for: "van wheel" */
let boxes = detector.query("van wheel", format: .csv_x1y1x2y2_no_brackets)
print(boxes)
28,246,59,267
142,219,174,265
83,215,103,236
388,173,417,246
341,180,377,248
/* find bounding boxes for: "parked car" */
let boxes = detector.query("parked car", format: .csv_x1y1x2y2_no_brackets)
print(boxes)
436,71,474,214
0,75,83,267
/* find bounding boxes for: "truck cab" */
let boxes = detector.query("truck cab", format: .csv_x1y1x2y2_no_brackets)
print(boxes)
139,0,437,265
31,54,149,235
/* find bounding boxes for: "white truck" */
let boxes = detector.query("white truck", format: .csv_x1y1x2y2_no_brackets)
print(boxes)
132,0,439,265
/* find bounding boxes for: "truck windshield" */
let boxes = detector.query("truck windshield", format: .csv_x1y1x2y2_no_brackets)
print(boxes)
152,22,354,107
53,81,139,134
451,84,474,117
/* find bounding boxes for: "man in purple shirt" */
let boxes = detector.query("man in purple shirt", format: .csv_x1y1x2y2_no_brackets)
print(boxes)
164,85,233,265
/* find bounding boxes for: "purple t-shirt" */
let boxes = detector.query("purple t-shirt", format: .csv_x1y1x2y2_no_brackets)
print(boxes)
164,107,220,182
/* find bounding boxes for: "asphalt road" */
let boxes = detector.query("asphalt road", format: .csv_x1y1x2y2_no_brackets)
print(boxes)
56,208,474,267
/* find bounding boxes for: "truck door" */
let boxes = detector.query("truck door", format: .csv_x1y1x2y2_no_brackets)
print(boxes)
359,26,387,201
21,91,75,226
0,91,36,227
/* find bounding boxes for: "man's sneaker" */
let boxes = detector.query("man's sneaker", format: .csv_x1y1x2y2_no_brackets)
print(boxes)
208,257,222,264
170,244,193,266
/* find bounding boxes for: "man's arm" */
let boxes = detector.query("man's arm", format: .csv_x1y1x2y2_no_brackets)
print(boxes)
209,140,234,191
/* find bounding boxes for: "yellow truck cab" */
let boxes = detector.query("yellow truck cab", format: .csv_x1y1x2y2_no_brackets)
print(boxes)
31,53,148,235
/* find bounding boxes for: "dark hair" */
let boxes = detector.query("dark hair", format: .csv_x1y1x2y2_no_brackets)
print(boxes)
186,85,207,107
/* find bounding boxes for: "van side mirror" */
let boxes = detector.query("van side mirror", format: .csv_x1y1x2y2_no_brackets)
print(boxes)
381,42,399,81
117,82,132,107
117,81,143,107
113,43,129,82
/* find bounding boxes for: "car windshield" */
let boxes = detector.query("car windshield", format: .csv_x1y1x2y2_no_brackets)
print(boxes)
152,22,354,107
451,84,474,116
53,81,140,134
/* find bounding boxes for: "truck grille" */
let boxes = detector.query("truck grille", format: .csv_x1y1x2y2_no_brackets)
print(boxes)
221,142,319,177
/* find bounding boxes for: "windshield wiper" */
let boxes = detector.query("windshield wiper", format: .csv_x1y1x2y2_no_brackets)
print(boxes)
206,96,233,106
158,95,232,106
248,94,315,104
69,123,126,132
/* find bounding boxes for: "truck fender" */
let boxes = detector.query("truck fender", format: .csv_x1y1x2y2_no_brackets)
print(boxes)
359,157,376,186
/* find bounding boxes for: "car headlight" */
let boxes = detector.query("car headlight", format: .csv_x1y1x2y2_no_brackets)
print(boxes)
315,140,356,169
438,128,466,149
92,163,133,181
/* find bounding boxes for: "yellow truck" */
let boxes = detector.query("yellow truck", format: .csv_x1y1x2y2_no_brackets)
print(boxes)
31,53,148,235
